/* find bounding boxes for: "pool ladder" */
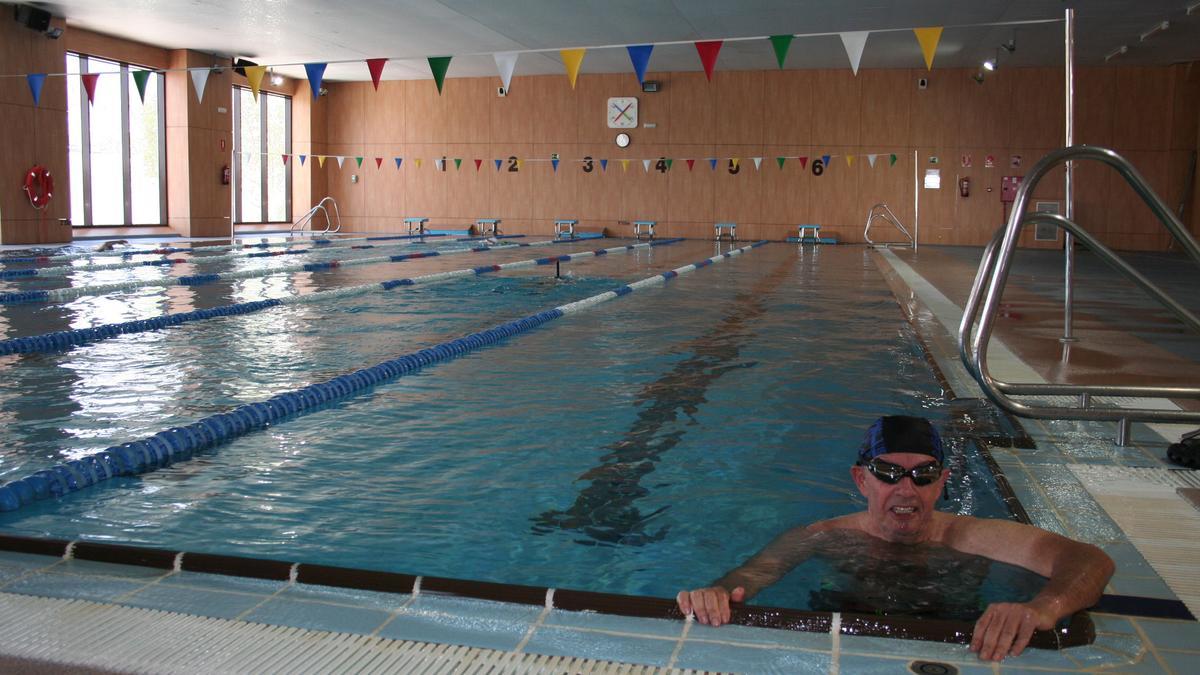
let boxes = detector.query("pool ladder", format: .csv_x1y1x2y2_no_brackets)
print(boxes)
959,145,1200,445
291,197,342,236
863,203,914,248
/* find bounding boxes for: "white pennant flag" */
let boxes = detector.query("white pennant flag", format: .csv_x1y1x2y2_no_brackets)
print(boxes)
336,156,345,169
752,157,763,170
840,31,870,75
494,52,518,93
642,159,651,172
867,154,878,167
190,68,210,103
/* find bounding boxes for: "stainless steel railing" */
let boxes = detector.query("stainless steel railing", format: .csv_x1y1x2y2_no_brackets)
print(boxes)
291,197,342,236
959,145,1200,445
864,203,914,248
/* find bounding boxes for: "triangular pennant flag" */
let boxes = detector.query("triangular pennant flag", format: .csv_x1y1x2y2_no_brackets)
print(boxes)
776,157,786,170
336,156,346,169
81,73,99,104
494,52,518,92
355,156,364,168
599,158,608,171
366,58,388,90
620,159,630,172
686,159,695,171
190,68,210,103
131,70,151,103
694,41,723,82
839,32,870,76
626,45,653,86
665,158,674,171
300,155,307,166
375,157,383,169
642,159,651,173
245,65,266,100
913,27,943,71
821,154,831,168
890,153,898,166
494,159,503,171
395,157,403,169
867,154,878,167
26,74,46,106
560,48,586,89
415,158,423,169
304,63,327,99
434,158,443,171
317,155,327,168
846,155,855,167
474,159,483,171
428,57,452,94
454,158,462,170
752,157,763,170
282,154,289,165
552,158,560,172
516,159,524,170
798,156,808,170
769,35,794,69
709,158,718,170
731,158,741,170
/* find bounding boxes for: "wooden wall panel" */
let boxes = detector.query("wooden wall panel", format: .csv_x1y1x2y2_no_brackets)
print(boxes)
1112,67,1172,150
714,72,764,146
1075,68,1115,147
66,29,169,69
811,70,862,147
669,72,717,146
859,70,911,149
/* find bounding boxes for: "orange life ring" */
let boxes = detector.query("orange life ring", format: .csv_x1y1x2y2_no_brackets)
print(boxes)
24,166,53,210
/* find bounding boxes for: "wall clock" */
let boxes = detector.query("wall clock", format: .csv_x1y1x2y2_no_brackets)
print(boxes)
614,132,631,148
607,97,638,129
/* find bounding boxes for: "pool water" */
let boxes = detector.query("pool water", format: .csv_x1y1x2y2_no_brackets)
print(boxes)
0,238,1041,614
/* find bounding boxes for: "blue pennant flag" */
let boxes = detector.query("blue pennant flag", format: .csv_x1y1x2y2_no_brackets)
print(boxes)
709,158,718,170
394,157,403,169
626,45,654,86
821,154,831,168
299,155,307,165
26,74,46,106
304,63,327,99
599,158,608,172
551,158,560,172
494,158,503,171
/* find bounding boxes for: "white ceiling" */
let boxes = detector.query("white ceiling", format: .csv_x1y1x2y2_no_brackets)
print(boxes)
29,0,1200,82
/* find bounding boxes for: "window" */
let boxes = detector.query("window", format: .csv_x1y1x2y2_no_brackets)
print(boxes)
232,87,292,223
66,53,166,226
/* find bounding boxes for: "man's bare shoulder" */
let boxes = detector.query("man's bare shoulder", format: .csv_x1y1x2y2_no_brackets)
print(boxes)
808,512,869,534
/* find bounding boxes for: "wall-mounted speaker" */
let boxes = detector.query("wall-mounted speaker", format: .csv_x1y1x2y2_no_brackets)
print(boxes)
13,5,51,32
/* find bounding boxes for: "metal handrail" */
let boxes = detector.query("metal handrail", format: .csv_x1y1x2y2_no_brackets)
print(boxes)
959,145,1200,443
864,203,914,248
291,197,342,236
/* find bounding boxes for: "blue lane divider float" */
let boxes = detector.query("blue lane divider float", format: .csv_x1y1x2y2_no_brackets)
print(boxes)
0,239,683,357
0,240,767,512
0,237,585,305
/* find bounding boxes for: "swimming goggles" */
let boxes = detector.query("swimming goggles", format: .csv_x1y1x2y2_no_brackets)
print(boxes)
858,458,943,486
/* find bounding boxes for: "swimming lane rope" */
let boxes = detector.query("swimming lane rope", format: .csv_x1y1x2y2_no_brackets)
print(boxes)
0,239,682,356
0,241,767,511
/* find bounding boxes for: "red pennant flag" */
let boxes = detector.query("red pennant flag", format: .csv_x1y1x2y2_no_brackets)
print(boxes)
474,159,483,171
366,58,388,90
282,155,289,165
798,156,809,170
686,159,695,171
375,157,383,169
694,41,724,82
81,73,100,104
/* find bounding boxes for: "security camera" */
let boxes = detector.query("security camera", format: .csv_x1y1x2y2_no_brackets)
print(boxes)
497,86,507,97
917,77,928,90
318,87,328,96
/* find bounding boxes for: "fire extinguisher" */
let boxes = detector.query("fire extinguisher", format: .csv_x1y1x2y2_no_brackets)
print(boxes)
221,164,231,185
959,176,970,198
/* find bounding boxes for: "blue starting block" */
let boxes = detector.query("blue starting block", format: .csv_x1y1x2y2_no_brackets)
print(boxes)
786,224,838,245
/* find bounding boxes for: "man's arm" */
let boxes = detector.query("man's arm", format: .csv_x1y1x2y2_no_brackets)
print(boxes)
943,516,1115,661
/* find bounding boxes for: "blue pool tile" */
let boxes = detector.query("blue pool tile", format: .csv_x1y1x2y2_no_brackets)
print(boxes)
1066,636,1147,668
1160,650,1200,675
523,626,675,667
0,550,58,570
675,640,830,674
59,558,172,580
1107,575,1179,600
686,622,831,650
1136,618,1200,652
1091,612,1138,635
121,583,266,619
243,597,391,634
160,570,287,595
543,609,682,638
406,594,542,624
376,606,533,653
4,571,148,602
837,653,992,675
1102,541,1158,578
840,635,972,663
281,583,409,611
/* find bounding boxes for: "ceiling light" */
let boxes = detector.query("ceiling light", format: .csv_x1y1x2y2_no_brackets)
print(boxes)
983,59,995,71
269,69,284,86
1104,45,1128,62
1140,20,1169,42
1000,38,1016,54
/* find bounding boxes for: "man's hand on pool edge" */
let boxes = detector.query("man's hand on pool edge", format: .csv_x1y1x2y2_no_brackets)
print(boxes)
969,600,1056,661
676,586,746,626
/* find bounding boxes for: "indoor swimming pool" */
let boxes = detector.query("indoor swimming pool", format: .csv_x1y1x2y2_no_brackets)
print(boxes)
0,237,1040,618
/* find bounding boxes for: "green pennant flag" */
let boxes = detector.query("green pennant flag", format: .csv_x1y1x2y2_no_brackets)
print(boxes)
665,158,674,171
131,69,151,103
454,158,462,170
769,35,794,69
889,153,898,166
428,56,452,94
355,156,364,167
776,157,786,169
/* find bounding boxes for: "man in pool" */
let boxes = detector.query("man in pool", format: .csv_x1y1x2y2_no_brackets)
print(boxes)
676,415,1115,662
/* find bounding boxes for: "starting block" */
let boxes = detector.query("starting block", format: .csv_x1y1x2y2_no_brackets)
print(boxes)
786,224,838,245
476,218,501,236
632,220,656,240
554,219,578,240
714,222,737,241
403,217,428,235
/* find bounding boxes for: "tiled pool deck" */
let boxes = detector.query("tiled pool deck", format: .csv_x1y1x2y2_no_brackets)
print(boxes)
0,242,1197,673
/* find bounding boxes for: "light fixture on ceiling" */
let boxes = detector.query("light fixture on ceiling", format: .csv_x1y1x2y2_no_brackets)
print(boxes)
1000,38,1016,54
982,58,996,72
1189,1,1200,15
1104,45,1129,62
1139,20,1169,42
269,69,284,86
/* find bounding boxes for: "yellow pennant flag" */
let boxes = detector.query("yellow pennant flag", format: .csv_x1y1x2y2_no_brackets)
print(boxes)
560,48,586,89
846,155,855,167
731,158,740,170
316,155,326,168
913,27,943,71
244,65,267,100
415,158,423,169
620,159,629,172
516,159,524,171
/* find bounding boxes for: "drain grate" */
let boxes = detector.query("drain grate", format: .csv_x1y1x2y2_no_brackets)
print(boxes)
0,592,703,674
